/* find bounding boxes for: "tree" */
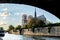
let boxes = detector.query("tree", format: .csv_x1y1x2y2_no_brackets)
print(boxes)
36,20,45,27
16,25,21,30
48,26,52,33
31,24,36,33
0,27,3,30
16,25,22,34
24,25,28,29
27,18,36,28
8,25,14,32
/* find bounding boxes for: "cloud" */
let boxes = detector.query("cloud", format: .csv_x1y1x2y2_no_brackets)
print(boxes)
15,12,20,16
12,18,16,21
2,8,8,11
0,12,10,19
0,4,5,7
20,12,30,16
0,21,9,30
0,21,7,26
15,12,30,16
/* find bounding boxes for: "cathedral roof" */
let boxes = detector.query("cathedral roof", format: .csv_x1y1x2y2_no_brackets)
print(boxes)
37,15,46,19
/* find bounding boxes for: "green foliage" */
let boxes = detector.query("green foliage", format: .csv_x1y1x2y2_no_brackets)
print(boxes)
13,28,17,32
0,27,3,30
47,23,60,26
27,18,47,29
16,25,21,30
8,25,14,32
36,20,46,27
24,25,28,29
31,24,35,28
27,18,36,28
48,26,52,33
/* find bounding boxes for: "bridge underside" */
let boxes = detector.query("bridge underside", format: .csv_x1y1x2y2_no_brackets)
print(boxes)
0,0,59,19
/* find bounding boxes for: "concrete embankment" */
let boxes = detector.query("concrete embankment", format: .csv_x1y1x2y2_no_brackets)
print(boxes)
23,32,60,37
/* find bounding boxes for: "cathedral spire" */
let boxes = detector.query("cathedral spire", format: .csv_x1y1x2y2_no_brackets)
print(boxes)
35,8,37,19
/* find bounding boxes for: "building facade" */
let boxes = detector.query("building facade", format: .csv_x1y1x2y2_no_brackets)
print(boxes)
22,14,27,28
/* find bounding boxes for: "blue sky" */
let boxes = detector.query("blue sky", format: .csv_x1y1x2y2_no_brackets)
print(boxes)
0,3,60,29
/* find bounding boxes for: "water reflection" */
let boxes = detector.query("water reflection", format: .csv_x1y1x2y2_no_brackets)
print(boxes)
1,33,35,40
0,33,60,40
25,35,60,40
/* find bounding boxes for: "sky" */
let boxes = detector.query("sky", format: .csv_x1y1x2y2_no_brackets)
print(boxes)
0,3,60,30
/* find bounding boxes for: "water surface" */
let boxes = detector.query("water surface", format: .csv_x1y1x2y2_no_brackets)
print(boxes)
1,33,60,40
